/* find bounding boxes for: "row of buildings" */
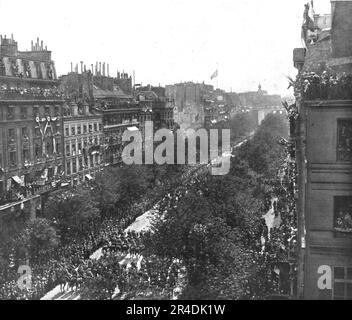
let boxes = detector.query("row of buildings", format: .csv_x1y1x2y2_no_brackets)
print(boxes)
0,35,175,234
0,33,283,238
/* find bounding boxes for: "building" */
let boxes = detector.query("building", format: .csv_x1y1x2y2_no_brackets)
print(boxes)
60,65,141,166
165,82,211,132
203,88,233,128
62,101,103,185
135,85,174,132
293,0,352,300
0,35,65,236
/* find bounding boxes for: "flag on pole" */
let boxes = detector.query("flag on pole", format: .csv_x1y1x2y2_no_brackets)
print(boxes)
210,70,218,80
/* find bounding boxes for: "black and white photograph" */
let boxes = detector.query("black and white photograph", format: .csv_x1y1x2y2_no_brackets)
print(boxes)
0,0,351,306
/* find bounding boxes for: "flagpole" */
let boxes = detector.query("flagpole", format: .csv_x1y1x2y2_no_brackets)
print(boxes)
216,62,219,89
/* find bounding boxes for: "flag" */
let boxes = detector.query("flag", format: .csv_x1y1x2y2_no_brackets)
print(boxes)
210,70,218,80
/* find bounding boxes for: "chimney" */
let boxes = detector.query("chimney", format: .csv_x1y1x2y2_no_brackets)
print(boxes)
80,61,83,74
91,64,94,74
95,62,98,75
84,64,87,72
83,103,90,115
41,40,43,50
107,63,109,77
70,102,79,116
31,40,33,50
331,0,352,59
99,62,102,75
103,62,105,76
70,62,73,72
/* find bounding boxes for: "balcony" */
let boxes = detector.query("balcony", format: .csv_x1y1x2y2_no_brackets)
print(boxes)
300,72,352,101
0,86,65,101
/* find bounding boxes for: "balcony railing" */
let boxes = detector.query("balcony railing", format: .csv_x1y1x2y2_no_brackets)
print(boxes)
0,86,65,100
300,72,352,101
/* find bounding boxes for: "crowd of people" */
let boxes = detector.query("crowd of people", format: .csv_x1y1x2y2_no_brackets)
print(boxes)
0,204,180,300
300,71,352,100
0,85,64,99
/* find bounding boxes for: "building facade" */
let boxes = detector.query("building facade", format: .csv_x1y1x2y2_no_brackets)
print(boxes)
293,0,352,300
60,66,141,166
63,102,103,185
0,35,65,236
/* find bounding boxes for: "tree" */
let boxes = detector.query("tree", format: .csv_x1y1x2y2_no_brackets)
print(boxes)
21,218,59,262
44,186,100,242
80,255,128,300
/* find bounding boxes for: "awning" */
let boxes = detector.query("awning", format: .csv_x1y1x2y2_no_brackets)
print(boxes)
85,174,93,181
127,126,139,132
12,176,23,185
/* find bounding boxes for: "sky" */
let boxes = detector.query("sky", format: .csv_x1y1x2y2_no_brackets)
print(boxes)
0,0,332,96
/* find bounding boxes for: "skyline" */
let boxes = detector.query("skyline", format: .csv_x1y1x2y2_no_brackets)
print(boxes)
0,0,332,96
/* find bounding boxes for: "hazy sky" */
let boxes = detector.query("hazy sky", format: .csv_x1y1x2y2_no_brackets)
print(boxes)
0,0,331,96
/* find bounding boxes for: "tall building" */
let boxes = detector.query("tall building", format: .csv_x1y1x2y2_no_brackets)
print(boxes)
62,102,103,185
0,35,65,236
60,65,141,166
293,0,352,300
165,82,211,132
135,85,174,132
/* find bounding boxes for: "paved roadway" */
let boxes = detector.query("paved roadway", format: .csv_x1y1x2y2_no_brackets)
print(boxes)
41,134,254,300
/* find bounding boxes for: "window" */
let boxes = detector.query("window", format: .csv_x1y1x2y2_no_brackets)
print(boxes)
94,123,97,132
337,119,352,162
54,106,60,116
22,127,28,139
46,139,53,155
9,151,17,166
333,267,352,300
94,136,98,145
35,141,42,158
65,126,69,136
78,142,82,154
71,126,76,136
71,142,76,155
44,106,50,116
66,161,71,175
22,149,30,162
72,159,77,173
33,106,39,117
7,106,14,120
77,125,81,135
83,124,87,133
89,155,93,168
66,144,70,156
56,140,61,155
35,127,41,138
21,107,27,119
78,157,83,171
8,128,15,143
99,123,102,131
89,124,92,133
334,196,352,232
